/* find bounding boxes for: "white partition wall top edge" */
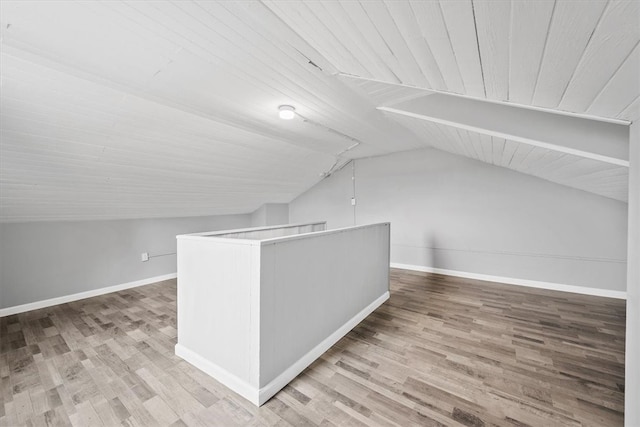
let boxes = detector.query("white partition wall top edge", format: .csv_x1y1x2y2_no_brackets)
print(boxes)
176,222,327,243
177,222,326,238
176,236,263,245
259,222,391,245
176,222,391,246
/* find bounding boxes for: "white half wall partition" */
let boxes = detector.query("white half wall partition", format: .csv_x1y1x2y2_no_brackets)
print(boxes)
175,222,390,406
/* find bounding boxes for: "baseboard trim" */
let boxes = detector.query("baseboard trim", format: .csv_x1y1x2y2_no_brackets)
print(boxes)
175,344,260,405
390,263,626,300
0,273,178,317
175,291,390,406
257,290,390,405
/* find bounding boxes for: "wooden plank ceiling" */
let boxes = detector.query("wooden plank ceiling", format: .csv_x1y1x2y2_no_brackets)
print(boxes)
267,0,638,203
1,1,638,221
267,0,639,121
386,112,630,202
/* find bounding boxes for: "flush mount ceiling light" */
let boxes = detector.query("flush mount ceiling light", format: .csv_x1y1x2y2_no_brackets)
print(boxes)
278,105,296,120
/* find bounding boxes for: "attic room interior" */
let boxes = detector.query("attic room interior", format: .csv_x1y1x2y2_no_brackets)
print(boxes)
0,0,638,426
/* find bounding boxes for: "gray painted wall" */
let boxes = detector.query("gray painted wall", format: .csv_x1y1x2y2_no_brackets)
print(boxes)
0,214,250,309
290,148,628,291
626,121,639,426
250,203,290,227
290,163,356,230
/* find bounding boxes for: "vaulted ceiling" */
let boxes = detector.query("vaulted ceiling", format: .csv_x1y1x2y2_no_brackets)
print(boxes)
1,1,638,221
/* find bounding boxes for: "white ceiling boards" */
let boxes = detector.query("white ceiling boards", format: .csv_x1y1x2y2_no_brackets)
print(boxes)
0,1,418,221
383,95,630,165
382,110,629,202
267,0,639,122
1,1,637,221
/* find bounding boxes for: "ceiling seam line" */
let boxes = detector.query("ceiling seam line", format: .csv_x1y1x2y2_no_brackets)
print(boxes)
436,0,466,93
257,0,338,75
358,2,403,85
470,0,486,98
585,40,640,113
530,0,557,105
556,0,610,108
408,1,447,91
382,0,432,88
506,0,513,102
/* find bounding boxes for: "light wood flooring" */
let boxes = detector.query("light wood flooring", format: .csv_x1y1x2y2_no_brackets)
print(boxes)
0,269,626,426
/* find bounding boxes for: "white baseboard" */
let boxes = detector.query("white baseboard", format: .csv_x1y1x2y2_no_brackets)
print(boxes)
175,291,390,406
175,344,260,405
257,290,390,405
390,263,627,300
0,273,178,317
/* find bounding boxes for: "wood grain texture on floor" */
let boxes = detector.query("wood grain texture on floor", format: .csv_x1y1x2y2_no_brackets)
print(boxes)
0,269,626,426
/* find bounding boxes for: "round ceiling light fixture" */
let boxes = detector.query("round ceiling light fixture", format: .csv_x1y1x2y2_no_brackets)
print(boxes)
278,105,296,120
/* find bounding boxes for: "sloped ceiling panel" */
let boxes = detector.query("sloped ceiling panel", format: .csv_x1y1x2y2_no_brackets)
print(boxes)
265,0,640,122
0,1,421,222
0,53,337,221
341,72,631,202
384,112,629,202
1,0,636,222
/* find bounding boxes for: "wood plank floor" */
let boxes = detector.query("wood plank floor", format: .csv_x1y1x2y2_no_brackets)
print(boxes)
0,269,626,426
